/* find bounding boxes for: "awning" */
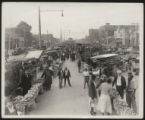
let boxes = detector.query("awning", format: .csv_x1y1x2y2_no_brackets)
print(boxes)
46,50,57,53
24,50,43,60
91,54,118,60
53,46,61,50
46,48,52,51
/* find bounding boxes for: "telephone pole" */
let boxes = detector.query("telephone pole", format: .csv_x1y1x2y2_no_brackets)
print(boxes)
38,7,41,49
38,7,64,48
60,28,63,42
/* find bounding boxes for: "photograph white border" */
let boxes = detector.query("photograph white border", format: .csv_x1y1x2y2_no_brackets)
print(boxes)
1,2,144,119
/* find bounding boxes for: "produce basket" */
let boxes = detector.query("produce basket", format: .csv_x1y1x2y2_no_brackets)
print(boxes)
114,96,137,116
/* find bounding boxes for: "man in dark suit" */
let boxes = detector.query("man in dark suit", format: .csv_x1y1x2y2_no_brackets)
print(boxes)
41,66,53,90
77,59,81,73
63,67,71,87
58,68,64,88
20,70,32,95
88,73,97,115
112,70,126,99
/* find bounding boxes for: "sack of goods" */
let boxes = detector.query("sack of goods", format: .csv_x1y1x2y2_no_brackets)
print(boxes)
15,103,25,113
109,88,119,99
12,96,25,114
114,96,137,116
13,96,24,104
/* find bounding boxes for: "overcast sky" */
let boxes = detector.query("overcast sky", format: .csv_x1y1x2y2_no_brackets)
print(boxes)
2,2,143,39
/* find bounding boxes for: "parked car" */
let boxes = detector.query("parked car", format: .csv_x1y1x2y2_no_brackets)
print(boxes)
12,48,23,55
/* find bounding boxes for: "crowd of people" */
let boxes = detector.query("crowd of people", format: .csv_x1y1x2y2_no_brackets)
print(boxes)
43,44,139,116
41,46,77,90
5,43,139,116
79,57,138,115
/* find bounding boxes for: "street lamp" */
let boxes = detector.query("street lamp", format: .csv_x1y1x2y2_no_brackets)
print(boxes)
38,7,64,49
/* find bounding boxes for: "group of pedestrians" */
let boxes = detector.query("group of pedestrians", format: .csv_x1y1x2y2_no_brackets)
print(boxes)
80,62,138,115
40,45,139,116
58,67,72,88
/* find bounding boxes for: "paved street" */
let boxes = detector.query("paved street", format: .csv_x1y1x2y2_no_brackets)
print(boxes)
29,59,91,117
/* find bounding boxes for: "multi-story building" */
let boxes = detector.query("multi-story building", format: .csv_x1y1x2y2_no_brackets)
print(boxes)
88,29,100,44
5,28,25,50
88,23,117,48
33,34,59,48
114,24,139,48
87,23,139,49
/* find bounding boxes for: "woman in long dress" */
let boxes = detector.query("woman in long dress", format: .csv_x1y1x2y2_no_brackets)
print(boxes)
97,78,112,115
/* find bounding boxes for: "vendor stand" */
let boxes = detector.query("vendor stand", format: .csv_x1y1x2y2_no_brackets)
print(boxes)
90,54,122,77
46,48,63,76
5,50,45,115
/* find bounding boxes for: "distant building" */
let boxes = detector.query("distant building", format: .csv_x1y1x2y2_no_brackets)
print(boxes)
33,34,59,48
5,28,25,50
88,29,100,44
87,23,139,48
99,23,117,47
114,24,139,48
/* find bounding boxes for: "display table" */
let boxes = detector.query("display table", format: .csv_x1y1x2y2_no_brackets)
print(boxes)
11,70,44,115
12,83,43,115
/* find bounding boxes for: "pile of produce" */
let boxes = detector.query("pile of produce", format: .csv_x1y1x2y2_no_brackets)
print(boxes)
12,83,42,114
22,83,42,106
12,95,25,114
114,96,137,116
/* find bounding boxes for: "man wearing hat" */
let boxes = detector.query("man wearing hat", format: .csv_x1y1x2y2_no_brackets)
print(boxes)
19,70,32,95
112,69,126,99
126,71,137,113
88,72,97,115
41,66,53,90
83,68,90,89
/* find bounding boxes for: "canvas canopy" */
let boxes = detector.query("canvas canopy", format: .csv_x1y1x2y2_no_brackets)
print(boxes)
91,54,118,60
46,50,57,53
24,50,43,60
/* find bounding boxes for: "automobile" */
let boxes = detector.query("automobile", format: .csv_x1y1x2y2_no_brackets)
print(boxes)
12,48,23,55
12,49,19,55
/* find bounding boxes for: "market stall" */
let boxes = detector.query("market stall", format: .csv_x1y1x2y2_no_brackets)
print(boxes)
47,48,63,77
5,50,45,115
90,54,122,77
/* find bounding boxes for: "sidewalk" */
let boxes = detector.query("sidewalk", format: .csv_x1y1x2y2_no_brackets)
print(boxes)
29,59,90,116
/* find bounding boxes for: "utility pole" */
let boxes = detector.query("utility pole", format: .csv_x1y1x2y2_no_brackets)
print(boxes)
47,30,49,48
38,8,64,48
106,31,108,46
38,7,41,49
8,34,11,54
60,28,63,42
63,32,65,41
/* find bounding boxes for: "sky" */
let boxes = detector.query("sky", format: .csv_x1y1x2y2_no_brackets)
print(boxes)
2,2,143,39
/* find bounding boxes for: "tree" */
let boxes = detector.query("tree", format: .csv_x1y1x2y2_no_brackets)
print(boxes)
16,21,33,47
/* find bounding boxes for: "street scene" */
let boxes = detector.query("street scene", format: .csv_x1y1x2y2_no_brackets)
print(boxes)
2,2,143,118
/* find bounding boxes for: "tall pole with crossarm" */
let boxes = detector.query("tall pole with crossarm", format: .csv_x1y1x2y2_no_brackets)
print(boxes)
38,7,64,49
38,7,41,49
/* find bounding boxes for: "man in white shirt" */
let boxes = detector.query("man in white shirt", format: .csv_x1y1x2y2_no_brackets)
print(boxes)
83,68,90,89
126,71,137,113
112,70,126,99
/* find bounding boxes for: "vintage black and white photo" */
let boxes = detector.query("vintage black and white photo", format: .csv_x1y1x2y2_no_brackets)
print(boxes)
1,2,144,118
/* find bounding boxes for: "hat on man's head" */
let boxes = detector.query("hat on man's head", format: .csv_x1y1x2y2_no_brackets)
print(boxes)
117,70,122,74
101,74,107,78
25,70,30,73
